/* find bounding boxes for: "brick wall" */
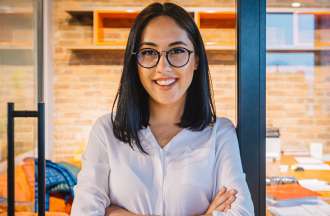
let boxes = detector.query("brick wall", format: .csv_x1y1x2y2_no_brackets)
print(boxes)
0,0,328,162
267,66,330,153
52,0,330,161
0,66,37,161
52,0,237,161
0,1,37,161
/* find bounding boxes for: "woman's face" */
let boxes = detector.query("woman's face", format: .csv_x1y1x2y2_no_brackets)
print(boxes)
137,16,198,106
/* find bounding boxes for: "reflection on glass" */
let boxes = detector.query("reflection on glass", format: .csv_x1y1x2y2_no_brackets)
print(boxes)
266,1,330,215
0,0,37,214
267,13,293,46
298,14,315,45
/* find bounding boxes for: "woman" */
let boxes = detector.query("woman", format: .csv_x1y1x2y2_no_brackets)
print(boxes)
71,2,254,216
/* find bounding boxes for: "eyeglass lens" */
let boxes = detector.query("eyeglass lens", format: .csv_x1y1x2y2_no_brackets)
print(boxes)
136,47,191,68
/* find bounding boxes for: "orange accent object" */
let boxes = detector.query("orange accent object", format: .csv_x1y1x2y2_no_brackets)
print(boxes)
93,10,138,45
21,158,36,196
198,12,236,19
267,183,320,201
49,196,67,212
0,157,74,214
0,165,33,202
0,212,69,216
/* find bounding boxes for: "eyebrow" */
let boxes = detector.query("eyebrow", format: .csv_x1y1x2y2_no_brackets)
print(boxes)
139,41,188,48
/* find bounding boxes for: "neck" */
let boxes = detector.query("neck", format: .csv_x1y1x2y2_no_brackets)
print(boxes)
149,96,186,126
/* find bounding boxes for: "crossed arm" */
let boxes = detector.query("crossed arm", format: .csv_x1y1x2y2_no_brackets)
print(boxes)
105,186,237,216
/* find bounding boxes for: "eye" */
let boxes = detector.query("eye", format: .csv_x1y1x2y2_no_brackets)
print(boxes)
139,49,158,56
168,47,186,55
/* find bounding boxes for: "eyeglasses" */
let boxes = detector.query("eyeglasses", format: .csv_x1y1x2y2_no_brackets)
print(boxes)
132,47,194,69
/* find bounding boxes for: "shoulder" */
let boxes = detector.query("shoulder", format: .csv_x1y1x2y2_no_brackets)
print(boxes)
214,117,236,135
212,117,238,151
94,113,113,126
90,113,114,136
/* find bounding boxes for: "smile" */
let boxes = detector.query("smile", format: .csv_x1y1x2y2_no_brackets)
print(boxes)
153,78,178,86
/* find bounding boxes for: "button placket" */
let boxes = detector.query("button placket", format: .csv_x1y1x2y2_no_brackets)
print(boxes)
159,149,167,216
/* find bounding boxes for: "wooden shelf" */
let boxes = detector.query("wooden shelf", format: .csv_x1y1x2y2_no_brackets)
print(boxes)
66,8,330,52
0,43,33,50
66,9,93,16
205,44,235,50
66,8,237,50
93,10,138,45
0,7,33,15
67,44,330,53
197,12,236,28
267,8,330,14
267,46,330,52
67,45,126,50
67,42,236,51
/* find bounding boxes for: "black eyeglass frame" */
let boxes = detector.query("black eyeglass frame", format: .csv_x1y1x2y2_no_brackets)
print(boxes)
132,47,194,69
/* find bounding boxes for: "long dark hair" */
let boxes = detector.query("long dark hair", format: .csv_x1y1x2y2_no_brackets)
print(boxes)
111,2,216,154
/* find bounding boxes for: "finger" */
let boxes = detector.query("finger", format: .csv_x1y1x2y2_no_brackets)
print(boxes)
214,186,227,202
225,195,236,205
223,204,231,212
213,190,234,207
214,195,235,212
216,186,227,198
228,189,238,196
206,187,227,213
210,195,232,213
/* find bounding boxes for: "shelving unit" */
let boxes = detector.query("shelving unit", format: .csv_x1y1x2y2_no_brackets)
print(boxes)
66,8,237,51
267,46,330,52
0,42,32,50
67,44,236,51
65,7,330,55
66,45,330,54
93,10,139,46
0,7,33,15
0,5,34,65
67,44,126,50
196,12,236,28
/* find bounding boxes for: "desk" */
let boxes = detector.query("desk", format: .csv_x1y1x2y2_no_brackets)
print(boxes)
266,155,330,215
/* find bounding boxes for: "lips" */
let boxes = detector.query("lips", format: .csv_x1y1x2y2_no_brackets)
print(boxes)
155,78,176,86
153,77,178,86
153,77,178,90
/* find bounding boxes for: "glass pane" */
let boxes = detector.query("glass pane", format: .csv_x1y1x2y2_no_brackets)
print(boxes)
0,0,37,214
266,1,330,215
267,13,293,46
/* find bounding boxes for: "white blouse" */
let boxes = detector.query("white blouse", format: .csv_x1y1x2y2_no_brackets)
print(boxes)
71,113,254,216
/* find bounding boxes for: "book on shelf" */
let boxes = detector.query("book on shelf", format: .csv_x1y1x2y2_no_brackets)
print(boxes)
267,183,320,207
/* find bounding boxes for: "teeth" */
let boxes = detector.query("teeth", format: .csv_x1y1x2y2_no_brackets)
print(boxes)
155,79,176,86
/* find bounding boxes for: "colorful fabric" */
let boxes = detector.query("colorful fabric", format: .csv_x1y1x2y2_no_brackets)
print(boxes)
34,159,77,212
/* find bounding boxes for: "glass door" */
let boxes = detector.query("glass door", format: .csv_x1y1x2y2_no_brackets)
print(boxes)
0,0,38,214
266,1,330,215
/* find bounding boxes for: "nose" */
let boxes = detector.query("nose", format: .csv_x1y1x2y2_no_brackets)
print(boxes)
156,52,171,74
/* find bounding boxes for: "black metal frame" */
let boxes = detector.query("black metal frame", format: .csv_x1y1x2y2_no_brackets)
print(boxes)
37,0,44,102
236,0,266,215
7,103,45,216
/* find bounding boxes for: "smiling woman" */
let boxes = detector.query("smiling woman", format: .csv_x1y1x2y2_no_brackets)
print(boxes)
70,2,254,216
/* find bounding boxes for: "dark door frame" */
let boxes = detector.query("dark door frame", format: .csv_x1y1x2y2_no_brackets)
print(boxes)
237,0,266,215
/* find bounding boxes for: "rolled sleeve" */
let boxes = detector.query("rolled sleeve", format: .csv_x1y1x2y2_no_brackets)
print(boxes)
213,118,254,216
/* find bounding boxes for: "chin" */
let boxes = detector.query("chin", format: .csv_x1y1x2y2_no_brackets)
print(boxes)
152,95,185,106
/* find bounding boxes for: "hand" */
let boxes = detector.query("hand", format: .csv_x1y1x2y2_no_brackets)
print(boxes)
203,186,237,215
